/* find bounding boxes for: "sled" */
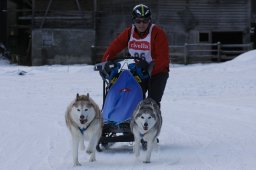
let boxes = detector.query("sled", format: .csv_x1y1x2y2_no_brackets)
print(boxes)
94,56,152,151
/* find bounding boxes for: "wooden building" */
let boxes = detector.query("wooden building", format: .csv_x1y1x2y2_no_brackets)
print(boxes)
1,0,255,65
96,0,251,45
95,0,254,63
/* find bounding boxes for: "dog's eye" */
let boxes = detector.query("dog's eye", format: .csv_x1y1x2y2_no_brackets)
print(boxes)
148,116,152,119
77,109,80,112
84,109,88,111
141,116,144,119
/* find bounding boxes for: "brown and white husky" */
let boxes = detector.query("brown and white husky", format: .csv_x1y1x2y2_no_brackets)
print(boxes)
65,93,102,166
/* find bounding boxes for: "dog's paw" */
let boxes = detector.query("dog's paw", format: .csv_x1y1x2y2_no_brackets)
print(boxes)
89,156,96,162
73,161,82,166
143,160,151,163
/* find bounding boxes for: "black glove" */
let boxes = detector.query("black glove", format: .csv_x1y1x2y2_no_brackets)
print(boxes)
99,61,119,80
135,59,155,76
135,59,148,71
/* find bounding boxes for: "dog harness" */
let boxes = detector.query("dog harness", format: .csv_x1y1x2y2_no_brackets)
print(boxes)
140,133,146,138
78,120,94,135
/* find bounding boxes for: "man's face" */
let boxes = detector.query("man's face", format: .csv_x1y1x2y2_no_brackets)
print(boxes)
134,18,150,33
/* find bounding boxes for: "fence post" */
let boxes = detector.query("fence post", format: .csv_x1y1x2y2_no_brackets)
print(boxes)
91,45,96,64
217,42,221,62
184,43,188,65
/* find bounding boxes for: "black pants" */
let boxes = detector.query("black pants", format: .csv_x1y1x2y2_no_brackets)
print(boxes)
140,72,169,107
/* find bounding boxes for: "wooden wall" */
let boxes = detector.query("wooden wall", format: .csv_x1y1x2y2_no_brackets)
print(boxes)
95,0,157,46
96,0,251,46
158,0,250,45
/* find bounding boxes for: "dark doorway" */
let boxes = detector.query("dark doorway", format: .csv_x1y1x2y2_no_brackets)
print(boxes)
212,32,243,44
211,32,243,61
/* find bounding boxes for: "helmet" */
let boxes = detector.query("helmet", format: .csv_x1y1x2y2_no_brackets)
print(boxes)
132,4,151,19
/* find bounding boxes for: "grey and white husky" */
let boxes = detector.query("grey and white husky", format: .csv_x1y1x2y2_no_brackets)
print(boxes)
65,93,103,166
130,98,162,163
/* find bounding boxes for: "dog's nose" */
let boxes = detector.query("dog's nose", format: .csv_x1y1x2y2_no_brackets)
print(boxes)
144,122,148,127
80,115,85,119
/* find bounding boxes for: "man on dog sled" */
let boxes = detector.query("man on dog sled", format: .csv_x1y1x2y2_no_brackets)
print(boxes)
102,4,170,108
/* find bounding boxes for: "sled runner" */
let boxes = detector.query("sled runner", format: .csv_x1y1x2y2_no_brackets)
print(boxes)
94,56,152,151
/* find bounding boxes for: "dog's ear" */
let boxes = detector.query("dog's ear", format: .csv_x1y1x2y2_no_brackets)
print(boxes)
76,93,80,101
148,98,159,110
151,102,155,110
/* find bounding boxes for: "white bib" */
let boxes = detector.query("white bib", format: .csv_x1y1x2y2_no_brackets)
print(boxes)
128,24,154,63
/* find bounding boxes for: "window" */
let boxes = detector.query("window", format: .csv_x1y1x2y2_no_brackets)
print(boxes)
199,32,209,42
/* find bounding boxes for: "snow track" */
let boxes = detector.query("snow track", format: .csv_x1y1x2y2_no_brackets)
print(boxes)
1,51,256,169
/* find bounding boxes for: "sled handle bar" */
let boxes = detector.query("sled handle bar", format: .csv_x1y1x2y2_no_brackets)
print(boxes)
94,56,144,71
108,56,145,62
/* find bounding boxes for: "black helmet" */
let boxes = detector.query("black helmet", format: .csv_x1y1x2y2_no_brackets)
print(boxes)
132,4,151,19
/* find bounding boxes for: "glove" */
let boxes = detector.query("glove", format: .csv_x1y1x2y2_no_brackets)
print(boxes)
135,59,149,71
99,61,120,80
99,62,110,79
135,59,155,77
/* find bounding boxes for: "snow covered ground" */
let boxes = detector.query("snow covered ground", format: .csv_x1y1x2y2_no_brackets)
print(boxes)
0,50,256,170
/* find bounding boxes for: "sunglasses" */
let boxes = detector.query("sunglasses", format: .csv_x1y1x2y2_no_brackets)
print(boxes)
134,18,150,24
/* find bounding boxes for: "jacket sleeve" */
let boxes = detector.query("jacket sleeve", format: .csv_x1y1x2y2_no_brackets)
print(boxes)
151,27,170,74
102,27,131,62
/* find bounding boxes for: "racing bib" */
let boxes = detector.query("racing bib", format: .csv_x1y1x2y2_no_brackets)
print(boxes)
128,24,154,63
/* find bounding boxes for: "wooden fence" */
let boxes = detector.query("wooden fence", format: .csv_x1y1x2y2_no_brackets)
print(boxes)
91,42,254,64
170,42,253,64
